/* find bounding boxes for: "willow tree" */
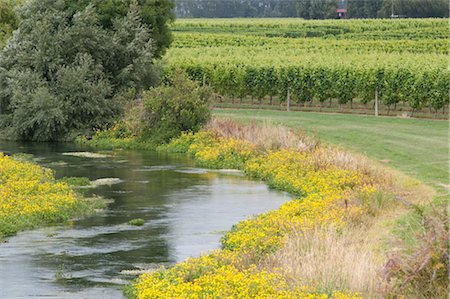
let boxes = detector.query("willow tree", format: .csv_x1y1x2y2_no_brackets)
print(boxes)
0,0,162,141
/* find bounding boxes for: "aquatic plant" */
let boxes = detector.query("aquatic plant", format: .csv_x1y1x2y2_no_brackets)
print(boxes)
128,218,145,226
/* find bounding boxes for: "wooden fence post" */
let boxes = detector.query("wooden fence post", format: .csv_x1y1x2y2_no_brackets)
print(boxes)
287,88,291,112
375,87,379,117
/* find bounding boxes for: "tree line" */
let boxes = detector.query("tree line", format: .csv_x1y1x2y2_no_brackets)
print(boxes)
174,0,449,19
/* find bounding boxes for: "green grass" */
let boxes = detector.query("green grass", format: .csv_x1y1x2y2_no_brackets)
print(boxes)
214,109,449,191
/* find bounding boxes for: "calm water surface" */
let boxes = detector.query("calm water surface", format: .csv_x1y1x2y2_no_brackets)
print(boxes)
0,142,290,298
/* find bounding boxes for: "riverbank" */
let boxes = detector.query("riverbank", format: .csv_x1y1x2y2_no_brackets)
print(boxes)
77,118,446,297
0,153,105,241
211,110,449,297
213,109,449,190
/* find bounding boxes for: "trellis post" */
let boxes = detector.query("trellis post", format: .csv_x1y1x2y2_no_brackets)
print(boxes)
287,88,291,112
375,87,379,117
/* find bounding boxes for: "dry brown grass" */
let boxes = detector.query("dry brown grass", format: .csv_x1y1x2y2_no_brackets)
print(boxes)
205,117,319,152
257,172,440,298
262,226,383,297
206,117,387,181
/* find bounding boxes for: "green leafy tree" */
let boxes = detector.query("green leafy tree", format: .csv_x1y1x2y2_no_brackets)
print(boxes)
71,0,175,58
296,0,336,19
0,0,22,47
348,0,383,18
0,0,19,26
0,0,161,141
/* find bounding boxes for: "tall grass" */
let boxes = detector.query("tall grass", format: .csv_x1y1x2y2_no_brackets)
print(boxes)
204,117,444,297
205,118,318,152
263,226,382,296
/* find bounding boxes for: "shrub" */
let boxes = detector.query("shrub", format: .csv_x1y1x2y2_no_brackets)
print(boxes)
0,0,21,47
139,71,212,143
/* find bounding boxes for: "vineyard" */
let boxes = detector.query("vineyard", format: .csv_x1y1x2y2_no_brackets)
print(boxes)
165,18,449,117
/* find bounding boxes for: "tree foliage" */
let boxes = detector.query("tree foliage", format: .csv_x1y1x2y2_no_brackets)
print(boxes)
68,0,175,58
296,0,336,20
347,0,384,18
0,0,161,141
0,0,21,47
378,0,448,18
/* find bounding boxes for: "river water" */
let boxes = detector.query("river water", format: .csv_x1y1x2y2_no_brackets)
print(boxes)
0,142,290,298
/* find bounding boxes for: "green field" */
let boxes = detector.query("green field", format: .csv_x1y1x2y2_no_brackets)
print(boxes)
214,109,449,190
167,18,449,114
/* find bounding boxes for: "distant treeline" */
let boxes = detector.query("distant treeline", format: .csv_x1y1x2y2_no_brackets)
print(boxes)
174,0,449,19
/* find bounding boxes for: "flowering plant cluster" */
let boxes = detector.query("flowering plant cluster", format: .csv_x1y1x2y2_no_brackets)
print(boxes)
0,153,85,238
134,251,362,299
131,131,382,298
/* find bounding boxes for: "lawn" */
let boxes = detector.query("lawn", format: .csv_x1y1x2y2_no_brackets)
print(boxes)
214,109,449,191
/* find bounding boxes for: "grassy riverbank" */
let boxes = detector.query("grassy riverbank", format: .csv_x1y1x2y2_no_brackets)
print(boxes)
111,119,439,298
0,153,104,241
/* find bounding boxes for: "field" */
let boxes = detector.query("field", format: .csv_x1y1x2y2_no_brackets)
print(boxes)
214,109,449,190
166,18,449,117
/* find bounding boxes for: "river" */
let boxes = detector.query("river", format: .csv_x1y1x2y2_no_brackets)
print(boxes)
0,141,290,298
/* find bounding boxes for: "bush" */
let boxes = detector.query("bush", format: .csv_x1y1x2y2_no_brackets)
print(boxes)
139,71,212,143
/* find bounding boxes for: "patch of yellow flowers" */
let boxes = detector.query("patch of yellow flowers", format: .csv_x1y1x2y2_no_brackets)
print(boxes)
133,132,380,298
135,252,361,299
0,153,79,237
